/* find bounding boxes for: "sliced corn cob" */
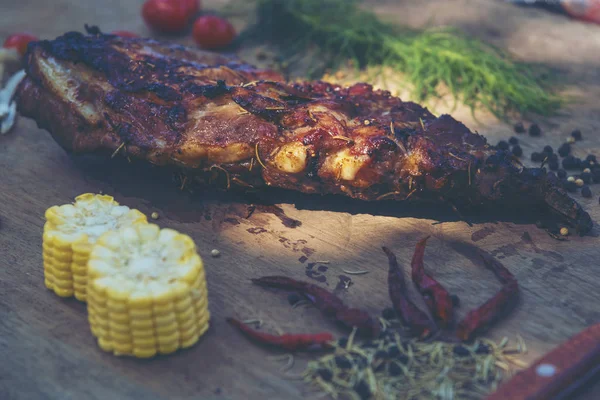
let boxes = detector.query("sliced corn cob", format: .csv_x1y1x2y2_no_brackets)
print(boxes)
87,223,210,358
43,193,147,301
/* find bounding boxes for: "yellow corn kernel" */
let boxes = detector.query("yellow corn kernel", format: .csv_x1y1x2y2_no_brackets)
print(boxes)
43,193,147,302
86,223,210,358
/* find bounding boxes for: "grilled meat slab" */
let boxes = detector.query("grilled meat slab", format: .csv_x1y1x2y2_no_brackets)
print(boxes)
16,30,593,234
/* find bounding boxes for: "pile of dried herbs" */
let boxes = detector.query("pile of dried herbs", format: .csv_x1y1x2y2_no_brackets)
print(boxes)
302,329,526,400
230,0,562,120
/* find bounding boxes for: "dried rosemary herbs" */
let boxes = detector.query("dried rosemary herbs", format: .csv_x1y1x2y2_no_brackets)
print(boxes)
303,330,527,400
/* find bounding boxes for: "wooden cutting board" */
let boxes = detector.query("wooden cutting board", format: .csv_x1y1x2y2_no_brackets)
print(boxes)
2,1,600,399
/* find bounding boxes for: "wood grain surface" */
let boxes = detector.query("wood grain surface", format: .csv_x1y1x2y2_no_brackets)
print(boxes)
2,1,600,399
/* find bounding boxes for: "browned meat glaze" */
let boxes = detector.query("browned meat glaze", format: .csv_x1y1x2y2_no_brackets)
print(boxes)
16,29,593,234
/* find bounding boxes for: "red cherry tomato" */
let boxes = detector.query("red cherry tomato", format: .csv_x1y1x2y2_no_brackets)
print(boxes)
192,15,236,50
111,30,139,38
142,0,196,34
3,32,38,56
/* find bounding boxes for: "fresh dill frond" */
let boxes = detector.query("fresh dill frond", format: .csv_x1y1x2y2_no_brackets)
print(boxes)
234,0,563,120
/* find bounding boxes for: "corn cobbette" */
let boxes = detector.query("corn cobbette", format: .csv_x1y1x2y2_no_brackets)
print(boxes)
43,193,147,301
87,223,209,357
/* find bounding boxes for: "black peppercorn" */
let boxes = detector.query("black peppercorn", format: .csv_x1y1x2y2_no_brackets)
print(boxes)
496,140,509,151
387,345,400,358
557,169,567,179
558,143,571,157
571,129,582,141
586,154,597,163
582,186,592,198
531,152,543,162
543,145,553,154
511,145,523,157
354,380,372,399
382,307,396,320
317,368,333,381
562,155,578,170
453,345,471,357
514,122,526,133
535,220,545,229
475,343,492,354
582,160,592,170
592,168,600,183
581,172,592,184
508,136,519,145
334,356,353,369
337,338,348,348
529,124,541,136
565,180,578,192
388,362,403,376
451,294,460,306
548,159,559,171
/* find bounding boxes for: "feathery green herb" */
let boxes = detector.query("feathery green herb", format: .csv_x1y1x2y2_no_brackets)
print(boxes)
236,0,563,120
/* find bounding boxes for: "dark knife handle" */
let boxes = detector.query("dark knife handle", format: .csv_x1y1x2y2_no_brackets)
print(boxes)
485,323,600,400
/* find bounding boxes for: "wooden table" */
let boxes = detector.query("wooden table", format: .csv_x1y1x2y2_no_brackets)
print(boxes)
2,1,600,399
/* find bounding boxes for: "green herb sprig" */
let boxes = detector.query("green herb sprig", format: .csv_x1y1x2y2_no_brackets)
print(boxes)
235,0,563,120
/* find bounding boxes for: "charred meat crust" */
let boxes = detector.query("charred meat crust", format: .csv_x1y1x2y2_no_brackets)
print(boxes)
16,30,593,234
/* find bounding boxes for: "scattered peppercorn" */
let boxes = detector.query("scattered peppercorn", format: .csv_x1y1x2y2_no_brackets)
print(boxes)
451,294,460,307
592,169,600,183
514,122,525,133
543,145,553,154
151,211,159,220
211,249,220,257
582,186,592,198
571,129,582,141
354,380,372,399
558,143,571,157
557,169,567,179
511,145,523,157
337,338,348,348
586,154,597,163
562,155,580,170
548,159,559,171
531,152,544,162
475,343,492,354
560,227,569,236
565,181,577,192
317,368,333,382
576,178,584,187
581,172,592,184
388,362,403,376
567,136,576,144
334,356,353,369
453,345,471,357
508,137,519,145
496,140,509,151
529,124,541,136
381,307,396,320
387,345,400,358
582,160,592,170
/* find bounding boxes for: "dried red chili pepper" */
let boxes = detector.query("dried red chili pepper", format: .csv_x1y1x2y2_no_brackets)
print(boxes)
382,246,436,338
411,236,454,328
227,318,334,351
455,253,519,341
251,276,381,338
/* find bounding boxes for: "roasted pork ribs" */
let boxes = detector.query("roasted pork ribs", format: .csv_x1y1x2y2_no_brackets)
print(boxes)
15,29,593,234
